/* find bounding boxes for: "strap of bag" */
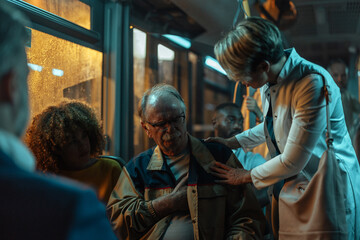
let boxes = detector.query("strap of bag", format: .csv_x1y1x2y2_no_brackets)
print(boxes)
278,75,348,238
321,75,333,148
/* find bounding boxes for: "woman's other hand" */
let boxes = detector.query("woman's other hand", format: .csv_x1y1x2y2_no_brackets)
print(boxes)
244,95,263,122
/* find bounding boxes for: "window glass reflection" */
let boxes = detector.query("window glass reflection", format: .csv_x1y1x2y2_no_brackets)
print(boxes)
22,0,91,29
26,29,103,120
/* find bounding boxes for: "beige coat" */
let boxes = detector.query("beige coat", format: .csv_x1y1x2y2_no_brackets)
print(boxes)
236,49,360,239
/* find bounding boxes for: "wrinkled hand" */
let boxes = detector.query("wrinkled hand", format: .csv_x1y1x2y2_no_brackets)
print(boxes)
210,161,252,186
245,96,257,111
152,174,189,217
204,136,240,149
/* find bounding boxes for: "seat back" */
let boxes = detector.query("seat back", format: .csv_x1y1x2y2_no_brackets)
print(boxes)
98,155,127,167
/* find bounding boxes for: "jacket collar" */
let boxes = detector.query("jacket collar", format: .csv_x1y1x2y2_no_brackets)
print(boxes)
146,134,216,173
276,48,300,85
262,48,300,95
146,144,166,171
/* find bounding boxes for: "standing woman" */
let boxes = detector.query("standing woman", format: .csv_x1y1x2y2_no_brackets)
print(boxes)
25,100,122,203
208,17,360,239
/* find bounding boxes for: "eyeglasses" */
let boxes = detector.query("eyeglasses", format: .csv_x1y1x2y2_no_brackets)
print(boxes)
146,114,185,130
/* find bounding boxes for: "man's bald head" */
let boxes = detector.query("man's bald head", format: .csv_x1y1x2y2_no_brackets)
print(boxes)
138,83,186,122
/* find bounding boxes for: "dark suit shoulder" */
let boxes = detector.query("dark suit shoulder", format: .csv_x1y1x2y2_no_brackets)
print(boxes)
0,165,95,206
0,163,115,240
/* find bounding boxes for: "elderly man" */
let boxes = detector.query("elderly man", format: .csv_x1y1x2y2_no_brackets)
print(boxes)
0,3,116,239
107,84,266,240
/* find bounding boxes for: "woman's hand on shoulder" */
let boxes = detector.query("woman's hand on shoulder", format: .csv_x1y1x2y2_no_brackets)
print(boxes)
210,161,252,186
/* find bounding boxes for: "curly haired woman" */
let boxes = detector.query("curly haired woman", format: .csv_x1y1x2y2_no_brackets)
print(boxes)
25,100,122,203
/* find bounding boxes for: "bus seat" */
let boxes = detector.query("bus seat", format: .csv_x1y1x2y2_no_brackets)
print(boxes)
98,155,127,167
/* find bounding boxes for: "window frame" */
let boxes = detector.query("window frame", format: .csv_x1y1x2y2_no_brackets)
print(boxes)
7,0,133,161
7,0,103,51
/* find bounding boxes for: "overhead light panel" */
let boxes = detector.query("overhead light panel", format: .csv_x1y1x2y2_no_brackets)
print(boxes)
205,56,226,75
163,34,191,49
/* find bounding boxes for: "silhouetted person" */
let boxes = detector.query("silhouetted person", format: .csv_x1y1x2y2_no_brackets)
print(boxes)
327,59,360,133
212,103,269,208
0,3,116,239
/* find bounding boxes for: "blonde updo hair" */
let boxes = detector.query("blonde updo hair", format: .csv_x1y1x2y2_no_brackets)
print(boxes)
214,17,284,81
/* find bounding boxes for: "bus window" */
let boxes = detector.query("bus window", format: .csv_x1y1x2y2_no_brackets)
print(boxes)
26,29,103,120
203,67,231,138
157,44,175,85
22,0,91,29
133,28,147,156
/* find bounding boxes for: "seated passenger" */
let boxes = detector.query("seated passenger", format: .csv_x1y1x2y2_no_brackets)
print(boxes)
107,84,266,240
25,100,122,203
327,59,360,134
212,103,269,207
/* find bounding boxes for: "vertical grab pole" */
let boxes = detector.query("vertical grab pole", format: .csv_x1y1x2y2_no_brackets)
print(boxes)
240,0,251,131
243,0,251,18
233,0,251,105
